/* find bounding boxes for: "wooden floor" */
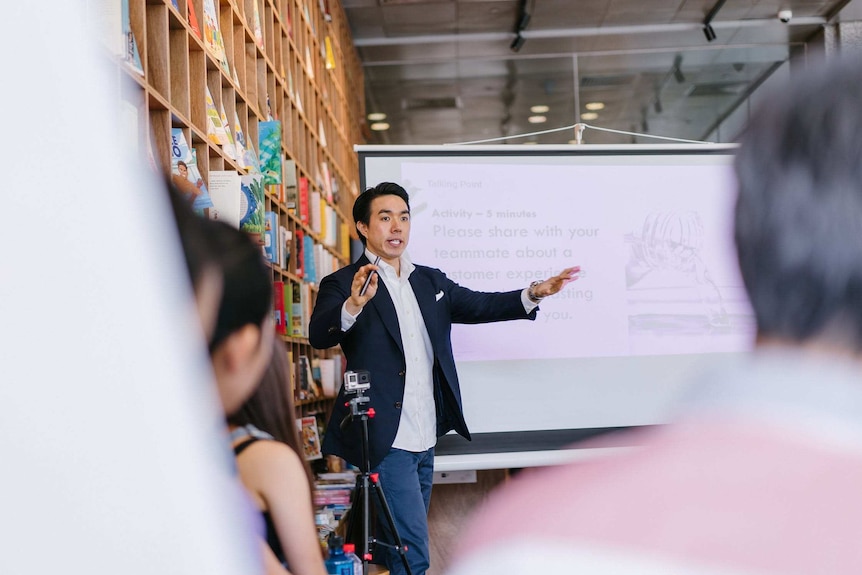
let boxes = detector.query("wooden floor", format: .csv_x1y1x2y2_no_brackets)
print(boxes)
426,470,508,575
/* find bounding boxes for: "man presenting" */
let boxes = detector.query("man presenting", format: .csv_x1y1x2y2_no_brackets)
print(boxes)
309,182,578,575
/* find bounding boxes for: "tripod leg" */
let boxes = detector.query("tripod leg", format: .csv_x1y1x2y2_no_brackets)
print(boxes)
346,474,371,575
369,473,413,575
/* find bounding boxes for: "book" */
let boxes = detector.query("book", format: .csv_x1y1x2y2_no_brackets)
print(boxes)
283,158,298,211
170,129,215,218
263,210,278,264
294,228,305,279
218,101,238,160
296,415,323,461
273,281,286,335
252,0,264,49
234,111,260,173
204,86,228,147
324,36,336,70
122,0,144,76
298,176,310,224
279,225,292,269
240,174,265,236
188,0,201,38
202,0,228,70
290,276,304,337
207,170,243,227
296,355,315,400
258,121,283,186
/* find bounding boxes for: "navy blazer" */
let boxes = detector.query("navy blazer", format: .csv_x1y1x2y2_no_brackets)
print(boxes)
309,254,537,469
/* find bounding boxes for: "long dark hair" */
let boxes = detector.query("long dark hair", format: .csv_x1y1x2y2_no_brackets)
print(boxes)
228,338,314,492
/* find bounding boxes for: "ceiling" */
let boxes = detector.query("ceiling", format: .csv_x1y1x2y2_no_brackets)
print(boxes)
343,0,851,145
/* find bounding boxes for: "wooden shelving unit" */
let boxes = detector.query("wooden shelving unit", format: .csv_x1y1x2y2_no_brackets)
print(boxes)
121,0,364,420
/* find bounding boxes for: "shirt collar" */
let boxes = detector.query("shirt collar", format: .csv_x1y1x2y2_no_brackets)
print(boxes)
365,248,415,280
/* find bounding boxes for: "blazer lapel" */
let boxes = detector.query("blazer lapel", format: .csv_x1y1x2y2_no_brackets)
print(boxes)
409,268,439,344
361,256,404,354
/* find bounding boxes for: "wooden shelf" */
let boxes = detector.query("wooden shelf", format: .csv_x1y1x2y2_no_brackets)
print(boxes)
122,0,364,420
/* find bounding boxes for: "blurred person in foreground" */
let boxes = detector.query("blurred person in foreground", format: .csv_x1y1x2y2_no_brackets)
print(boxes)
446,58,862,575
228,338,328,575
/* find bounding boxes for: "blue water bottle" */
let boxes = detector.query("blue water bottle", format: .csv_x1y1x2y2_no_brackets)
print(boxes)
325,534,354,575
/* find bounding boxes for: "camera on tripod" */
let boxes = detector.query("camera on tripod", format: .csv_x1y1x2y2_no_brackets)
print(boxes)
344,369,371,393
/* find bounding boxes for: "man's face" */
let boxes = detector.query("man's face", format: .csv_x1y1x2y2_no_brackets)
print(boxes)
357,194,410,266
178,164,188,178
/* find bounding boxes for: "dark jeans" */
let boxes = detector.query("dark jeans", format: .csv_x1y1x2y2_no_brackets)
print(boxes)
371,447,435,575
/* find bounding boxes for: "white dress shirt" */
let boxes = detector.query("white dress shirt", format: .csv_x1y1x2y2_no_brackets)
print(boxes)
341,249,539,453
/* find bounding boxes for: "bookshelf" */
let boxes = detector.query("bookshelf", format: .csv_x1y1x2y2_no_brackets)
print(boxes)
117,0,363,421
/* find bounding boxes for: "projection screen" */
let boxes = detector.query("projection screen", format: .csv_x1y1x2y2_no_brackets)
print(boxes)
357,144,755,459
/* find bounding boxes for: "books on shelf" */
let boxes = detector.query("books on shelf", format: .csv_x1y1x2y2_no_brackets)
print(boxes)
294,228,305,279
296,355,320,401
234,111,261,173
208,170,243,227
264,211,278,264
279,225,292,269
258,121,283,186
122,0,143,76
218,101,239,161
202,0,229,72
290,279,307,337
273,280,287,335
324,36,336,70
240,174,265,236
298,176,310,224
252,0,264,49
296,415,323,461
170,129,215,218
188,0,201,38
204,86,229,148
283,158,298,211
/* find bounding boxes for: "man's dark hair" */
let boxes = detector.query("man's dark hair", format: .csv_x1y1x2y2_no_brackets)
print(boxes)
352,182,410,246
734,58,862,349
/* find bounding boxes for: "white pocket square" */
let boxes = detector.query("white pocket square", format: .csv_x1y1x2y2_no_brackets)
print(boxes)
435,290,444,301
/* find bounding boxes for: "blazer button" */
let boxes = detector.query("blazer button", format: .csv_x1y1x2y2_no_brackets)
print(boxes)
395,402,402,409
398,370,405,377
328,326,338,334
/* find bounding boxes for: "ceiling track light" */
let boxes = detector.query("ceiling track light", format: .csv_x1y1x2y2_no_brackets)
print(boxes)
703,24,717,42
510,34,525,52
703,0,727,43
510,0,531,52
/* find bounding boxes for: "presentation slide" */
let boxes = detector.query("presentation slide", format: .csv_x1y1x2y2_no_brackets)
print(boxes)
360,146,755,440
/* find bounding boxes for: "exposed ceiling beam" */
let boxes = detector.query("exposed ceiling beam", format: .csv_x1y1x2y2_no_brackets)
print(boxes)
352,17,827,47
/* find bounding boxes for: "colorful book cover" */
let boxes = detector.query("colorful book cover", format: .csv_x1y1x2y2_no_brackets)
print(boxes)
258,121,282,185
284,280,293,334
298,176,310,224
252,0,264,49
202,0,229,72
234,111,260,173
122,0,144,76
170,129,214,218
188,0,201,38
263,210,278,264
296,415,323,460
218,101,238,160
279,225,292,269
207,170,243,227
273,281,286,335
303,235,317,284
240,174,265,236
204,86,228,147
283,158,297,211
294,228,304,279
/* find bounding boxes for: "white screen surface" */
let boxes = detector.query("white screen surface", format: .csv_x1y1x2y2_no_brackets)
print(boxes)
359,145,755,438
